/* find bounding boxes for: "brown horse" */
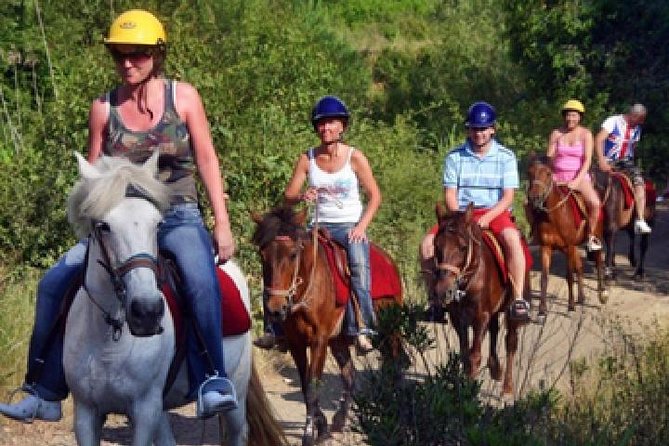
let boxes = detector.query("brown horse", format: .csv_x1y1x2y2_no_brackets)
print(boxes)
431,203,524,396
252,206,403,446
526,156,608,319
591,168,656,280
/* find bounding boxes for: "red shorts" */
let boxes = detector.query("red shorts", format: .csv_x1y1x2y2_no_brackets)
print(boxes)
428,209,518,237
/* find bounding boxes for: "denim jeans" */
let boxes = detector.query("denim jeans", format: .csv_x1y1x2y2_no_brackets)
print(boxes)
26,240,87,400
318,222,376,337
25,202,227,400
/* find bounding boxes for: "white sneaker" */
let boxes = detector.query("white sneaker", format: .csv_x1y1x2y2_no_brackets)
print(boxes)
634,220,652,234
586,235,602,252
356,334,374,355
0,394,62,422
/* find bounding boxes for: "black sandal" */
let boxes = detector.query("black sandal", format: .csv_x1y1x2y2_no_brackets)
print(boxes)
508,299,531,322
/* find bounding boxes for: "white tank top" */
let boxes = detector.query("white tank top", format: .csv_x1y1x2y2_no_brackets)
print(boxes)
307,147,363,223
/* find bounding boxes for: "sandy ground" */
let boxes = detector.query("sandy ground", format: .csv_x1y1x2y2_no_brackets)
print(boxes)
1,203,668,446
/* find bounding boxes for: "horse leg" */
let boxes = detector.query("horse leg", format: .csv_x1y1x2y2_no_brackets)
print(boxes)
595,249,609,304
330,339,355,433
72,402,104,446
451,309,470,374
628,227,637,268
153,413,176,446
130,392,164,446
634,233,649,280
487,313,502,381
469,312,489,378
502,323,519,397
603,227,616,281
565,246,576,311
302,337,330,446
572,245,586,305
538,244,552,322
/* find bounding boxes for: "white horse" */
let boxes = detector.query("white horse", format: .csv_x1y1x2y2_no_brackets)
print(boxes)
63,153,285,446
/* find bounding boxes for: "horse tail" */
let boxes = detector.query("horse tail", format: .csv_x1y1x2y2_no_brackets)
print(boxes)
246,359,288,446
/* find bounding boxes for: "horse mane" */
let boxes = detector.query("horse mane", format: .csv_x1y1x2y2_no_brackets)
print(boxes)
67,156,170,238
252,205,308,248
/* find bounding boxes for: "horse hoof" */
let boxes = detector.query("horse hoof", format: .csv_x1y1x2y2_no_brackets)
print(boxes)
331,411,346,432
598,289,609,304
535,313,547,325
568,305,576,312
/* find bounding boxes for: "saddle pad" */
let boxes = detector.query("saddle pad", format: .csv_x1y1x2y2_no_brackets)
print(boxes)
557,186,603,229
612,172,635,209
319,238,402,306
480,231,533,284
645,179,657,205
162,264,251,338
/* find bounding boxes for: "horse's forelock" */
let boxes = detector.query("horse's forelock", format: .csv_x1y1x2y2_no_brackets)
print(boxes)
252,206,307,248
67,157,169,238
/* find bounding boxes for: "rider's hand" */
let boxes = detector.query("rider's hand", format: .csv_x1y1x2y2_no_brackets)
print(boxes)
477,216,491,229
599,162,612,172
301,187,319,203
348,224,368,243
213,223,236,263
567,179,579,189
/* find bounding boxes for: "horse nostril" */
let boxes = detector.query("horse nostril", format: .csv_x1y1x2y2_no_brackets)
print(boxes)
130,298,164,322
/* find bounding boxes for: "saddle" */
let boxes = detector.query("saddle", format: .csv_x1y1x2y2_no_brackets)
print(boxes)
316,229,402,306
479,230,533,284
556,186,603,229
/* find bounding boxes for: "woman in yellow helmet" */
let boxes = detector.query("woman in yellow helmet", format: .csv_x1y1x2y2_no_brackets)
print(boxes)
0,9,237,422
547,99,602,251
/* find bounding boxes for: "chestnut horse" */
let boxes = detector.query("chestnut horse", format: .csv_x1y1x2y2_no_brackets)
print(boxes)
432,203,525,396
591,168,656,280
252,206,403,446
526,156,608,320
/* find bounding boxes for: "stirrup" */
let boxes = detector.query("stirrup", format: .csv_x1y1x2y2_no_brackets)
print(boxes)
196,374,238,419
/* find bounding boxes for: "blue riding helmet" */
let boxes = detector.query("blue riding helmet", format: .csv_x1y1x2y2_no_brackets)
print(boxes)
465,101,496,128
311,95,350,128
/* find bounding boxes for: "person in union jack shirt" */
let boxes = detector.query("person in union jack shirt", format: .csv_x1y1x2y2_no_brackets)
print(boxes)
594,103,651,234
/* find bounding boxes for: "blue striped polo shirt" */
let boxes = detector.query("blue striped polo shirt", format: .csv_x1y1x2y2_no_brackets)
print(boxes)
443,139,519,210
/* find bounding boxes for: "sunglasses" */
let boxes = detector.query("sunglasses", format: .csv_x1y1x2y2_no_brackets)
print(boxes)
110,48,153,64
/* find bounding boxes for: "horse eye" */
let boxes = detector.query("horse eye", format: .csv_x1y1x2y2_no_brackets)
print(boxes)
94,221,110,233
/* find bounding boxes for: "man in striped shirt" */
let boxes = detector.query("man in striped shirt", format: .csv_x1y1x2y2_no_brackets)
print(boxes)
422,101,530,322
594,103,651,234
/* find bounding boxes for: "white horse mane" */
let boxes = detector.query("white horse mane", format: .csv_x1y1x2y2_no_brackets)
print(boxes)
67,155,170,238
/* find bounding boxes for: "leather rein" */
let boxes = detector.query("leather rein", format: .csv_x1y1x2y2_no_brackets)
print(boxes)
83,218,161,341
433,224,481,303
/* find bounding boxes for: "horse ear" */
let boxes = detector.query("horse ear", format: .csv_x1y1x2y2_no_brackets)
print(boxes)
295,207,308,226
251,211,263,224
435,202,448,222
464,202,474,222
143,150,160,176
75,151,101,180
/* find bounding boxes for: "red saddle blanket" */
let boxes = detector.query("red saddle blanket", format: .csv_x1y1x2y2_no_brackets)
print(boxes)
427,222,532,284
557,186,604,229
612,172,635,209
319,236,402,306
161,263,251,340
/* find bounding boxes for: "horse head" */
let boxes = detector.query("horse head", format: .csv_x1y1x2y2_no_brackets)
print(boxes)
68,152,170,337
252,205,310,322
527,156,553,210
432,202,482,305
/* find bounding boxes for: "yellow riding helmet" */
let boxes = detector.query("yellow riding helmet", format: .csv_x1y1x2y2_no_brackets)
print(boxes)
104,9,166,46
561,99,585,114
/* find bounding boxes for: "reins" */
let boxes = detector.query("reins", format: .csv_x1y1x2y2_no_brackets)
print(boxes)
264,192,342,314
529,172,574,213
83,220,160,341
433,223,482,302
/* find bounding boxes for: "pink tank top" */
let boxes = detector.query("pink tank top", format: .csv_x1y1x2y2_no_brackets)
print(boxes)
552,141,589,182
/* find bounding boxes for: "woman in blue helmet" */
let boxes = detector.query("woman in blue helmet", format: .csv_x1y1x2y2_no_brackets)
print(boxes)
421,101,531,322
257,95,381,353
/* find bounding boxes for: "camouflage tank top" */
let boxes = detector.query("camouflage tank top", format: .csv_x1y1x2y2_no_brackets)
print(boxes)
104,79,198,204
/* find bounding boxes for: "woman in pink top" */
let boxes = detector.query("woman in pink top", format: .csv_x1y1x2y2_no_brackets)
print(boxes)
547,99,602,251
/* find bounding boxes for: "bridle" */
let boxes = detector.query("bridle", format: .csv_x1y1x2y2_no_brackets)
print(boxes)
528,167,573,213
434,224,481,304
83,219,161,341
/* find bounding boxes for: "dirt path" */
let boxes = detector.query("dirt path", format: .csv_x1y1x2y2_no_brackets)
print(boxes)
2,203,668,446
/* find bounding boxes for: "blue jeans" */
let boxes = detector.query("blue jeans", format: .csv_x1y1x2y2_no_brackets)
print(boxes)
25,203,227,400
318,222,376,337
